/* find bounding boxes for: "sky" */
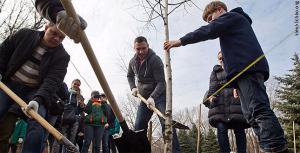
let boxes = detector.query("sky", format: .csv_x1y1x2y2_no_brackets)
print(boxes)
61,0,300,112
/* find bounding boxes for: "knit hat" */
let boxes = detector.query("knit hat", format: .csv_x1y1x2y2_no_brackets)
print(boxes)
91,90,100,98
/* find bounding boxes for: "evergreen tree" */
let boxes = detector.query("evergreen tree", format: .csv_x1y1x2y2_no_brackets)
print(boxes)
202,128,219,153
275,53,300,152
178,129,193,153
188,124,198,153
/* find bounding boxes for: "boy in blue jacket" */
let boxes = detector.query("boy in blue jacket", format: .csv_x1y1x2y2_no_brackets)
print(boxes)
164,1,287,153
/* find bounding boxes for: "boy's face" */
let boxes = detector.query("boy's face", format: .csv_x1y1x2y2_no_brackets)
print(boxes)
206,7,225,23
43,25,66,48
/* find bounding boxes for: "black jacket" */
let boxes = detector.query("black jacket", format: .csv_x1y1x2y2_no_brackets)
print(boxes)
180,7,269,81
127,49,165,99
204,65,249,129
49,82,69,115
0,28,70,106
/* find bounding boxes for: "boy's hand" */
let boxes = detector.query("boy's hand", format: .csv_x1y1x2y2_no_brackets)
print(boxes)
209,96,216,103
164,40,182,51
233,89,239,98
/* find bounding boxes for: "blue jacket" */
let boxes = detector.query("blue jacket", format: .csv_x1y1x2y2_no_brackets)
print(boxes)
180,7,269,81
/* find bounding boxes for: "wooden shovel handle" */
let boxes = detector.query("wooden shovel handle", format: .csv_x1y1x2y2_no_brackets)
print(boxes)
59,0,124,122
137,94,166,119
0,82,63,140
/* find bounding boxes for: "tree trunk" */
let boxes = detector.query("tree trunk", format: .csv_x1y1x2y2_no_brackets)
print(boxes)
197,104,202,153
293,120,296,153
163,0,172,152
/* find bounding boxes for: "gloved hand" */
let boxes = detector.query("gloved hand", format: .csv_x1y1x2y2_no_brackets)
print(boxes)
112,133,121,139
56,10,87,43
18,138,23,144
131,88,138,97
22,100,39,118
146,97,155,109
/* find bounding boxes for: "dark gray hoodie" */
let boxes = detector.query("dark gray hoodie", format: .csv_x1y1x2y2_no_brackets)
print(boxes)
127,49,165,99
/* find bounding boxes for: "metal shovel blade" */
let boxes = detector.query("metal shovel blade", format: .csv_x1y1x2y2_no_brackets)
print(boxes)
114,121,151,153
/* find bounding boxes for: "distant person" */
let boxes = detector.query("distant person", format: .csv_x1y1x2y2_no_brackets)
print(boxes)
204,51,250,153
81,91,108,153
9,119,27,153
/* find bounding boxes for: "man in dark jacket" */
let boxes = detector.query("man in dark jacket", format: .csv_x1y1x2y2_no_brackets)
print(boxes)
0,22,70,152
204,52,249,153
164,1,287,152
127,36,181,153
35,0,87,43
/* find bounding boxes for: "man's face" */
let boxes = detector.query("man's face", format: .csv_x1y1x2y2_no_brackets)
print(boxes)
134,41,149,60
71,80,81,91
43,25,66,48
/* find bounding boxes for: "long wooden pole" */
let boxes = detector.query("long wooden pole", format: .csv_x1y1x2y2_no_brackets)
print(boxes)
59,0,124,123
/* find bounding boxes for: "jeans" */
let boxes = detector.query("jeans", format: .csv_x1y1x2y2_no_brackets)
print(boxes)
102,128,110,153
216,122,247,153
22,104,47,153
61,121,79,152
81,125,104,153
237,73,287,152
41,114,58,152
135,94,181,153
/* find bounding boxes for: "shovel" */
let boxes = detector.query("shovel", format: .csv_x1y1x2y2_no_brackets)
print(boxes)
0,82,79,153
59,0,151,152
137,94,189,130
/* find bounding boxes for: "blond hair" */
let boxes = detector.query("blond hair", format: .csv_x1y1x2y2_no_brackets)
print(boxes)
202,1,227,22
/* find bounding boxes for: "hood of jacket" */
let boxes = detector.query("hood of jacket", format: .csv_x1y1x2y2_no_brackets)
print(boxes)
230,7,252,24
213,65,223,72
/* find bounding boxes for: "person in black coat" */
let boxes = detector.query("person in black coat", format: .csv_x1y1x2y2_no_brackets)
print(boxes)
204,51,249,153
0,22,69,153
164,1,287,152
